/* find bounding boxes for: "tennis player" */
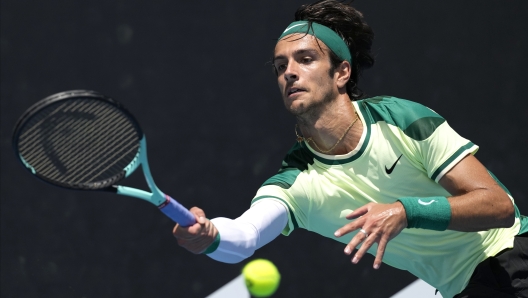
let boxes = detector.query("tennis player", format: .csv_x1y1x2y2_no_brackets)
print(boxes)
173,1,527,297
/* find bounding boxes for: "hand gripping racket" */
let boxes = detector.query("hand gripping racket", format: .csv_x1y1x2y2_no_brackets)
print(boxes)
12,90,196,226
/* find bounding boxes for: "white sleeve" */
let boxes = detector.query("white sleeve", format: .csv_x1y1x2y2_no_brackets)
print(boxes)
206,199,288,264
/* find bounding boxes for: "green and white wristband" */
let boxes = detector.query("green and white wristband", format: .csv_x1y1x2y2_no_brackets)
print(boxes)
397,196,452,231
202,233,221,254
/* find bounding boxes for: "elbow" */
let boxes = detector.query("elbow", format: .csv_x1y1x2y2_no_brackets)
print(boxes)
499,215,515,229
502,207,515,228
484,186,515,229
497,198,515,228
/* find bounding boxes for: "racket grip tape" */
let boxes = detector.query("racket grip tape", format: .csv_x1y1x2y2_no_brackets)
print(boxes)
158,195,196,227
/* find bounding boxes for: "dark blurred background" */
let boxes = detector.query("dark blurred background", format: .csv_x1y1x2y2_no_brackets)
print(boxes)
1,1,527,297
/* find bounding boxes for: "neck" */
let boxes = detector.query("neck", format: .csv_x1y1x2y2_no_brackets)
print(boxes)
296,98,362,155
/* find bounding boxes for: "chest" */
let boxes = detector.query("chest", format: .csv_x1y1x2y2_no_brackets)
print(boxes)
299,127,449,215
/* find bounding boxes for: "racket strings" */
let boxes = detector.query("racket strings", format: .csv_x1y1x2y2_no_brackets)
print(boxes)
21,109,122,173
21,107,138,184
74,142,139,185
17,98,141,188
39,115,130,177
20,103,119,173
18,100,108,157
17,101,75,143
60,129,139,183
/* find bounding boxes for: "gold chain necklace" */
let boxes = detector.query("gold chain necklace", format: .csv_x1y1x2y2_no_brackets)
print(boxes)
295,112,360,154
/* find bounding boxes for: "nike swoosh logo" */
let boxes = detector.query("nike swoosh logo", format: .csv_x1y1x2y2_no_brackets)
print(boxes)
385,154,403,174
283,23,305,33
418,199,436,206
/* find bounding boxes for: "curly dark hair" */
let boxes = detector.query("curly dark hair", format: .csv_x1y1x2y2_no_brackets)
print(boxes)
293,0,375,100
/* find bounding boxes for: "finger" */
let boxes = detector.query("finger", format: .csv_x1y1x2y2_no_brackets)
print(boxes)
172,224,180,235
172,221,203,238
334,219,364,238
351,232,376,264
373,236,388,269
343,230,368,255
345,204,370,220
186,236,213,253
176,238,207,254
189,207,207,224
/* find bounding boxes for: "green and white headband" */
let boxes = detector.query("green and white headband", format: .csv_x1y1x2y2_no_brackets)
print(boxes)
278,20,352,64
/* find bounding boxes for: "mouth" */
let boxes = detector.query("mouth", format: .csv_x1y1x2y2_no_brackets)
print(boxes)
287,87,306,96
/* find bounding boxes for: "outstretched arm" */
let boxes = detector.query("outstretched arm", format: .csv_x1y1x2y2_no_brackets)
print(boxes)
173,200,288,263
334,154,515,269
441,154,514,231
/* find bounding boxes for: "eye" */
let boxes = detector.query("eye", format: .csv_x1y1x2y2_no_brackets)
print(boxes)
274,62,287,73
301,56,313,64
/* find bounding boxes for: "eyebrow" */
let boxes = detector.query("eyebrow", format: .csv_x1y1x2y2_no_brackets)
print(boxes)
273,48,321,63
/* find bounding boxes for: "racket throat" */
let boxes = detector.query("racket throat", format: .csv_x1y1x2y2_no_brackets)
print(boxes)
157,195,171,209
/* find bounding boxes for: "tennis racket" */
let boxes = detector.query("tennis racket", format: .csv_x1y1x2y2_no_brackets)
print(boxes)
12,90,196,226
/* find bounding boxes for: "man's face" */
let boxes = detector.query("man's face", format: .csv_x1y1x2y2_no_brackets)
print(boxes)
273,34,340,118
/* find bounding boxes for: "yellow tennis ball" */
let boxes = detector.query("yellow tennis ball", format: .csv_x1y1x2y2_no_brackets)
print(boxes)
242,259,281,297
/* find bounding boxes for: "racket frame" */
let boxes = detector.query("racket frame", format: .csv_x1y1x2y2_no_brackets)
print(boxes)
12,90,196,226
117,137,165,206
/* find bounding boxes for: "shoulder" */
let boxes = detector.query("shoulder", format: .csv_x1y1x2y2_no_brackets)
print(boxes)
358,96,446,141
262,142,314,189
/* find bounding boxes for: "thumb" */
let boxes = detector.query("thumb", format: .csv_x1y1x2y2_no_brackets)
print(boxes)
189,207,206,224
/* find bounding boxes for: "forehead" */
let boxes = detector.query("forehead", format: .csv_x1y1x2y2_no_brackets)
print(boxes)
274,33,330,58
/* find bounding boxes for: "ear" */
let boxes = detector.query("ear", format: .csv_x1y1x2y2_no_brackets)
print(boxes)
335,61,352,89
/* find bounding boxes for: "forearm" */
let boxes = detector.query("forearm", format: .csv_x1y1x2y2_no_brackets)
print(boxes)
206,200,288,263
447,188,514,231
400,154,515,232
398,190,514,233
440,155,515,232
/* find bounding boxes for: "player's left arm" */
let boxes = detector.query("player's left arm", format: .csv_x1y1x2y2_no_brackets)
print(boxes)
440,153,515,231
334,153,515,269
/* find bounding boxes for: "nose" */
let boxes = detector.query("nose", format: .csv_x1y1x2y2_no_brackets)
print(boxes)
284,62,298,82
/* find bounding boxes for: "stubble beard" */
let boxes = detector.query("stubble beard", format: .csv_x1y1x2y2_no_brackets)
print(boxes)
289,88,338,126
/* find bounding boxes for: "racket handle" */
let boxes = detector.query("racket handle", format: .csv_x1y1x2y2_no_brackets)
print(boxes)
159,195,196,227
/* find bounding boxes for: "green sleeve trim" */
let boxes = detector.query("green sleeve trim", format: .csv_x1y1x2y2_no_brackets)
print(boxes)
252,195,299,230
431,141,476,181
203,232,220,254
262,168,301,189
398,196,451,231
